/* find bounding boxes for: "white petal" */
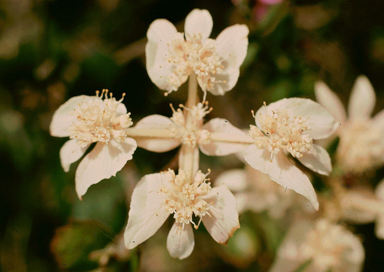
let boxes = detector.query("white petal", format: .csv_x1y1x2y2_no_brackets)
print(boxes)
134,114,181,152
199,118,251,156
244,145,319,210
201,185,240,244
206,68,239,95
348,75,376,121
166,222,194,259
373,109,384,135
376,179,384,201
215,24,249,69
215,169,248,192
75,138,137,198
298,144,332,175
124,173,170,249
258,98,338,140
50,95,94,137
315,81,347,124
184,9,213,42
59,139,89,172
146,19,180,92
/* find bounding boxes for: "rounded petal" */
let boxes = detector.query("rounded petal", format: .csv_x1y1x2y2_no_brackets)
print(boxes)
298,144,332,176
134,115,181,152
146,19,179,92
50,95,94,137
315,81,347,124
201,185,240,244
206,68,240,95
166,222,195,260
199,118,251,156
257,98,338,140
184,9,213,41
244,145,319,210
348,75,376,121
215,24,249,69
215,169,248,192
59,139,89,172
124,173,170,249
75,138,137,198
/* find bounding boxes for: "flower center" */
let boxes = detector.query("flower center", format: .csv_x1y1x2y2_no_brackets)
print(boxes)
166,33,225,92
69,89,133,147
159,169,212,228
337,120,384,173
169,102,212,147
299,220,351,271
250,105,313,158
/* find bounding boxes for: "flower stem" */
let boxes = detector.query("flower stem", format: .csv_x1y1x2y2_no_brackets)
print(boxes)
181,73,199,179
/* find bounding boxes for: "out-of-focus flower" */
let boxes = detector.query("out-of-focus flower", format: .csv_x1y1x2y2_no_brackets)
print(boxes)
269,219,365,272
315,76,384,174
244,98,338,210
134,102,250,156
216,166,300,218
339,179,384,240
124,169,239,259
50,90,137,198
146,9,249,96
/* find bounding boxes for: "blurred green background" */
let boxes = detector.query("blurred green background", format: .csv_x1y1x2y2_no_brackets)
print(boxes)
2,0,384,271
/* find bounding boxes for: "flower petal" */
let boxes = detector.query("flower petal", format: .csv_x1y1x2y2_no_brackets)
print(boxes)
244,145,319,210
201,185,240,244
373,109,384,135
75,138,137,198
146,19,180,92
59,139,89,172
184,9,213,42
258,98,338,140
208,24,248,95
315,81,347,125
124,173,170,249
298,144,332,175
134,114,181,152
206,68,240,95
215,169,248,192
50,95,94,137
215,24,249,69
348,75,376,121
166,222,195,259
199,118,251,156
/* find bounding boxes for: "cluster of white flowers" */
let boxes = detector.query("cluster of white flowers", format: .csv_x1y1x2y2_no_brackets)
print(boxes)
50,8,384,271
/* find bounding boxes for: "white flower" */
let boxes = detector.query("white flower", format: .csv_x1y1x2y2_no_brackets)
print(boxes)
146,9,249,96
244,98,338,210
134,102,250,156
124,169,239,259
315,76,384,173
269,219,365,272
339,179,384,240
50,90,137,198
